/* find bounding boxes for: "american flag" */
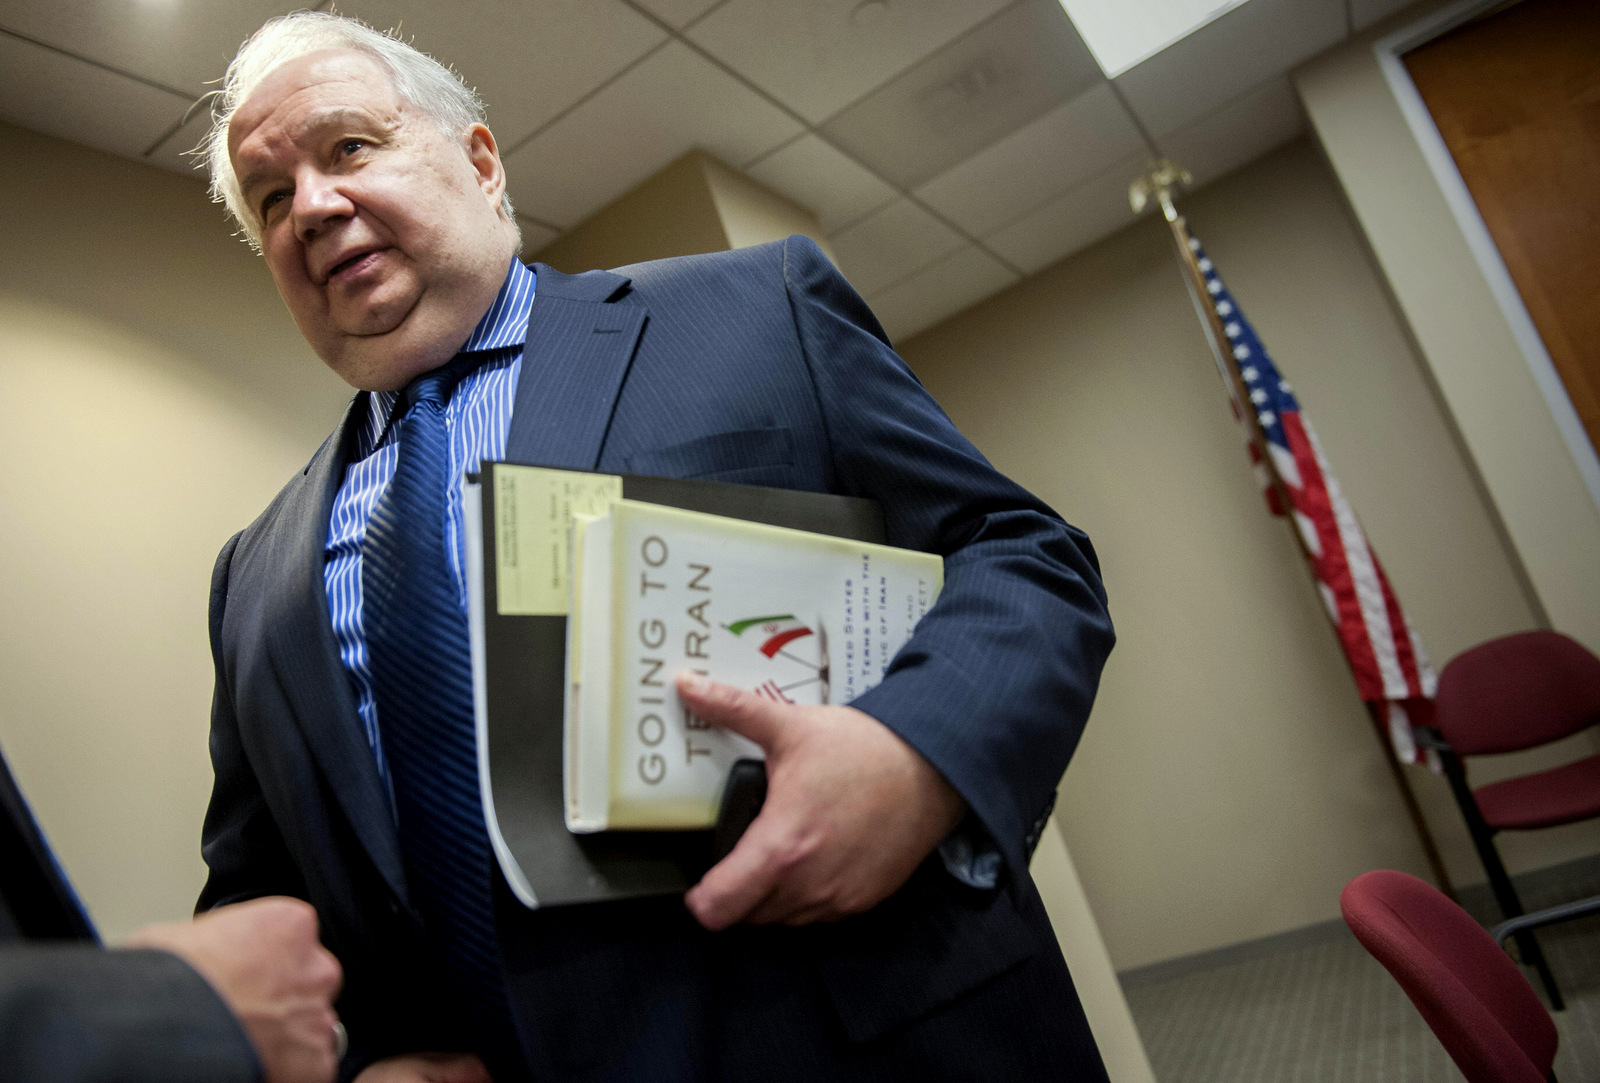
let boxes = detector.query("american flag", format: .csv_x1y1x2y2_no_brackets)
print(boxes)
1188,231,1439,764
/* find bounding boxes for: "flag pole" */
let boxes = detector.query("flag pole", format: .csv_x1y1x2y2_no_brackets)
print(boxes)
1132,162,1456,899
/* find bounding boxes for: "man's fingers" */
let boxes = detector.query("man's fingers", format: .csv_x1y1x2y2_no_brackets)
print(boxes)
685,815,787,930
310,943,344,999
674,672,787,750
746,891,817,927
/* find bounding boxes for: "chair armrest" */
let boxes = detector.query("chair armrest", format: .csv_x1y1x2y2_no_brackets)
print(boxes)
1492,893,1600,947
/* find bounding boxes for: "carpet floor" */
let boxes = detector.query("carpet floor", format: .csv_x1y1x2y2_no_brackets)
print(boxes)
1123,867,1600,1081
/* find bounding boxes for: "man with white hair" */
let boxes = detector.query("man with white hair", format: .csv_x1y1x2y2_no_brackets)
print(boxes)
198,11,1114,1082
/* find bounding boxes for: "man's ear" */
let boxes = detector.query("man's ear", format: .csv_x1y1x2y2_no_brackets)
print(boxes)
465,123,506,212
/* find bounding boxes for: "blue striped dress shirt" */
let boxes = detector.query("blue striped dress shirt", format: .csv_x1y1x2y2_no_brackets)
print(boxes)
324,259,536,792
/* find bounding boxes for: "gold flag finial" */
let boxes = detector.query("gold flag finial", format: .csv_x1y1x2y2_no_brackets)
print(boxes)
1129,159,1193,221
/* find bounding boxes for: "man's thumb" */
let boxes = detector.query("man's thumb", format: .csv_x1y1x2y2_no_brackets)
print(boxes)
675,672,785,750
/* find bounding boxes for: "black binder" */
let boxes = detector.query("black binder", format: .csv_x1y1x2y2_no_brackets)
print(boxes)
469,462,884,909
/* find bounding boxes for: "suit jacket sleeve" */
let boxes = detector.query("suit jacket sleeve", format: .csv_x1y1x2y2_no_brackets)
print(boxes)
779,235,1116,879
0,944,260,1083
198,531,309,912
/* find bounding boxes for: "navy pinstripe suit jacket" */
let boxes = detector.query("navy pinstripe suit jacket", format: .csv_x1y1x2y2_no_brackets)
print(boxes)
199,235,1115,1081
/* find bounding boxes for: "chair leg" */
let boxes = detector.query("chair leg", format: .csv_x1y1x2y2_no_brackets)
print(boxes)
1484,842,1565,1012
1441,751,1566,1010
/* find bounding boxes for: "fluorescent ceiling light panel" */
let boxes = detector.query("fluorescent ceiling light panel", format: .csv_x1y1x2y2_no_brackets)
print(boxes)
1058,0,1252,77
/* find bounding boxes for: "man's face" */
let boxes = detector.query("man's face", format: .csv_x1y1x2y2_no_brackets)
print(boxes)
230,49,515,390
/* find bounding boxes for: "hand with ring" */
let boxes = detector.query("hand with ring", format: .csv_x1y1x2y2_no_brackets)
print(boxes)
128,896,344,1083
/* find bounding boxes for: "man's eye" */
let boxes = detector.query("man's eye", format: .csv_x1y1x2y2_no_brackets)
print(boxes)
339,139,365,156
261,190,289,217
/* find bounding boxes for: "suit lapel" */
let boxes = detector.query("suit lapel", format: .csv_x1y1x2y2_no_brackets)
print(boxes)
506,264,644,468
264,397,410,906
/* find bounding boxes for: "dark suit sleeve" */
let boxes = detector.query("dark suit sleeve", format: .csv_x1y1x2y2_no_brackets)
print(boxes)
780,235,1116,880
0,944,260,1083
198,532,308,912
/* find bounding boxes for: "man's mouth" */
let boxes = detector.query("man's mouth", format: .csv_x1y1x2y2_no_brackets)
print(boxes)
326,248,383,282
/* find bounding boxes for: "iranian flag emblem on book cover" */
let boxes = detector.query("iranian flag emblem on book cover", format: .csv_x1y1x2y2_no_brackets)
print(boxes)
724,614,829,704
725,614,813,657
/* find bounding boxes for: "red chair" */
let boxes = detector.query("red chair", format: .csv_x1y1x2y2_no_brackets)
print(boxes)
1341,870,1559,1083
1421,630,1600,1009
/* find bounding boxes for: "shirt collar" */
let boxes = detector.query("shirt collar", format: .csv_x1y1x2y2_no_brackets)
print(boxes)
357,259,537,455
459,257,538,353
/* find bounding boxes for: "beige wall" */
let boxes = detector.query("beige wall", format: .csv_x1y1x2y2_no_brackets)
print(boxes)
0,121,351,940
534,150,833,274
535,151,730,274
897,137,1600,971
698,153,834,259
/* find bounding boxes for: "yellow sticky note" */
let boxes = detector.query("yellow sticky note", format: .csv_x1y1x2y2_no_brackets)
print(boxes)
494,466,623,615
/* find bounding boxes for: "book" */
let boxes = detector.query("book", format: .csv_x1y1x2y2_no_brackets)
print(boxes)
464,461,896,909
564,499,944,833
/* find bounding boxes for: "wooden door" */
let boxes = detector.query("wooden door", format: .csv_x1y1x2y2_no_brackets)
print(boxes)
1405,0,1600,458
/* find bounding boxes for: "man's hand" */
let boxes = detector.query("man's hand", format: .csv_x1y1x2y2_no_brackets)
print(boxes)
353,1053,492,1082
677,673,966,930
126,896,343,1083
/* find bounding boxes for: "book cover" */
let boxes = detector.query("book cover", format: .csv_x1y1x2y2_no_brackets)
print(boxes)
466,461,892,909
565,500,944,833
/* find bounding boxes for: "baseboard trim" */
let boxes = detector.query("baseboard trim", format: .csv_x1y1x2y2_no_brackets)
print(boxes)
1117,851,1600,990
1117,917,1352,990
1451,850,1600,924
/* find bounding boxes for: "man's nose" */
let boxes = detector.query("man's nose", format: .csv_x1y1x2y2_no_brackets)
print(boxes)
291,171,354,242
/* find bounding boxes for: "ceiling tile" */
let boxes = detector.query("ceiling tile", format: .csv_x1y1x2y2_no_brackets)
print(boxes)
1113,0,1344,138
983,151,1144,274
337,0,665,145
829,198,965,296
821,0,1103,191
0,1,302,95
631,0,726,29
145,107,214,177
501,40,802,228
744,134,898,235
866,243,1018,343
913,82,1143,237
1158,75,1303,189
0,32,191,160
687,0,1010,125
1352,0,1424,32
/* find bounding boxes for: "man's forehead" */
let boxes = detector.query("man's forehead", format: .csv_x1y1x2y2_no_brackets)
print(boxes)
231,50,400,153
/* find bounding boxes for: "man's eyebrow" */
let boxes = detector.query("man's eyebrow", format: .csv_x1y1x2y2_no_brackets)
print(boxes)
299,106,391,136
238,164,278,201
237,107,394,197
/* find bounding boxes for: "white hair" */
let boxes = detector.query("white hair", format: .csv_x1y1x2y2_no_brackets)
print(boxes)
200,10,515,249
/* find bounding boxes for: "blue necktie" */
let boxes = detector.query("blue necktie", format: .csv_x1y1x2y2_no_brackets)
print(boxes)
363,357,521,1069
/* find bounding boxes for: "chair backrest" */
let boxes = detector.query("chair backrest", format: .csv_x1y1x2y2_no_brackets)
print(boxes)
1436,630,1600,755
1341,870,1556,1083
